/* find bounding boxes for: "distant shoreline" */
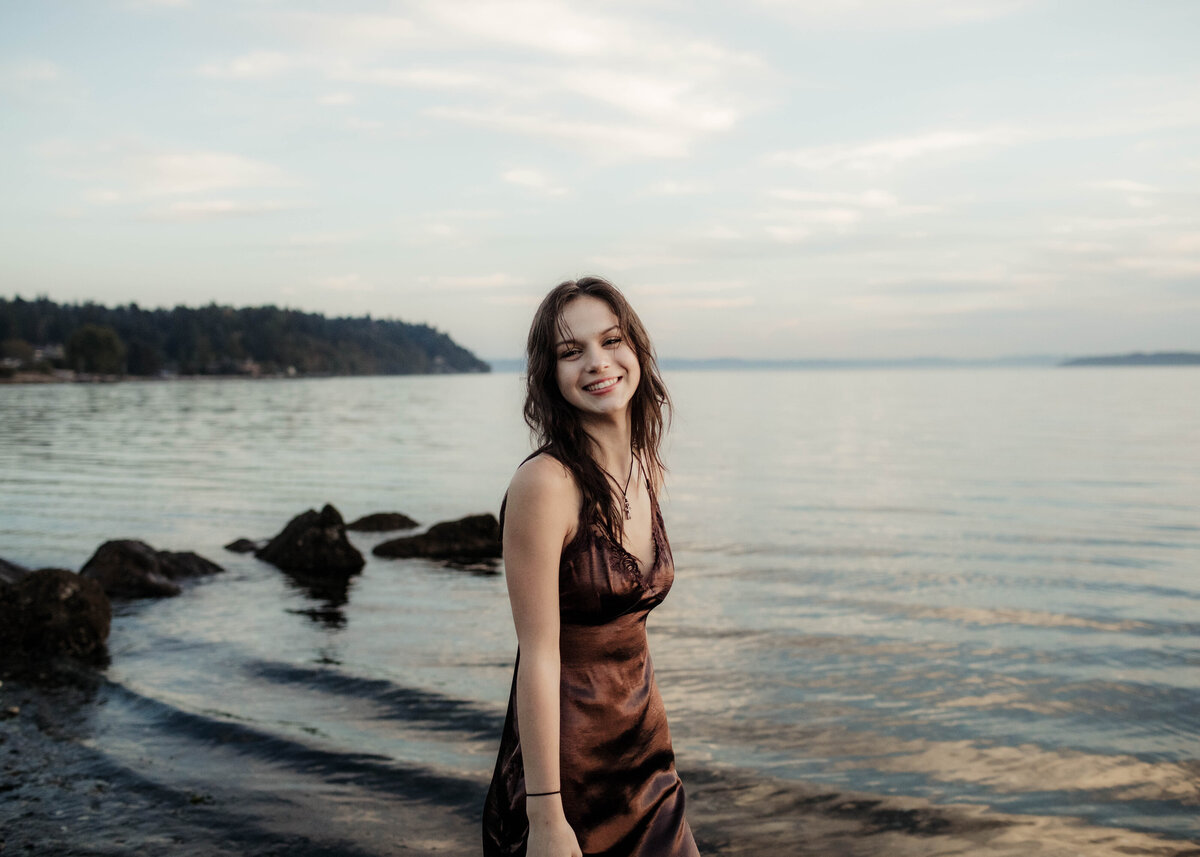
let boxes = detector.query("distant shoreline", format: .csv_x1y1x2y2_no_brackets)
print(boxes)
7,352,1199,384
490,353,1200,372
0,369,491,385
1060,351,1200,367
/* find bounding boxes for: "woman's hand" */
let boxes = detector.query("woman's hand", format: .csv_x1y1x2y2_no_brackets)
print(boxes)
526,798,582,857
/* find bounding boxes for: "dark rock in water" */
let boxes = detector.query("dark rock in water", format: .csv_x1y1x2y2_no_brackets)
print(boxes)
0,556,31,585
255,503,364,575
80,540,224,599
0,568,111,664
162,550,224,579
81,542,179,598
224,538,263,553
373,513,501,561
346,512,419,532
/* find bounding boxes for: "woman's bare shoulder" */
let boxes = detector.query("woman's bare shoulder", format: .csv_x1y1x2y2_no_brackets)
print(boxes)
508,452,577,506
506,453,580,550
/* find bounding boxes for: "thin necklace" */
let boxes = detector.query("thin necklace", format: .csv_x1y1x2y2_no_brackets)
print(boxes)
600,449,636,520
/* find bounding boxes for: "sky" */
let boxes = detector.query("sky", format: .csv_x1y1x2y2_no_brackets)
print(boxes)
1,0,1198,361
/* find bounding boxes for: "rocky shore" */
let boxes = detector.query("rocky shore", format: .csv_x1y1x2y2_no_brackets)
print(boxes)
1,502,500,681
5,505,1198,856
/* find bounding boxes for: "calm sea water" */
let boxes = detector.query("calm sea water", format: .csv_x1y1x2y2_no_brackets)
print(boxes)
2,369,1198,850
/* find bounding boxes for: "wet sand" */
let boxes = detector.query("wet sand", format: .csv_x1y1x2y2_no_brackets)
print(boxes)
3,671,1197,857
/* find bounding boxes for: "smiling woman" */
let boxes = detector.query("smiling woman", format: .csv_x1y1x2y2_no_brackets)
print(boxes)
483,277,697,857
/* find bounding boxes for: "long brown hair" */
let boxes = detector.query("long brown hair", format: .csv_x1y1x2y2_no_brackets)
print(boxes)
524,276,671,544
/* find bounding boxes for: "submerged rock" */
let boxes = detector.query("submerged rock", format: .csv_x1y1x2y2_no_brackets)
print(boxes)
0,568,111,664
224,538,263,553
0,556,30,585
80,540,224,599
373,513,501,561
255,503,364,575
346,512,419,532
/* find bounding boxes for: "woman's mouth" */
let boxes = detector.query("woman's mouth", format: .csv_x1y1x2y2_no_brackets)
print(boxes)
583,376,620,393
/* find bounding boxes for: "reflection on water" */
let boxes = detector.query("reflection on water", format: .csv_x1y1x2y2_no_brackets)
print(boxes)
1,369,1198,850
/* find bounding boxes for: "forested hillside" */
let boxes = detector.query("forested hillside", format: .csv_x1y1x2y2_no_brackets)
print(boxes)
0,296,490,376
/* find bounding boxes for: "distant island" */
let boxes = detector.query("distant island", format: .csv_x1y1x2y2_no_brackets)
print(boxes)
0,296,489,381
1061,352,1200,367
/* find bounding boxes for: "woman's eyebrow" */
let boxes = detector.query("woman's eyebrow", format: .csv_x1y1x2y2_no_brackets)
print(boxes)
557,326,619,347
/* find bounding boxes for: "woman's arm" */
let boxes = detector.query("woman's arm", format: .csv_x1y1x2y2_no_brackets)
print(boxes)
503,456,583,857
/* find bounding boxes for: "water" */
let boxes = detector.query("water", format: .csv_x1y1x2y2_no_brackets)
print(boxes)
2,369,1198,852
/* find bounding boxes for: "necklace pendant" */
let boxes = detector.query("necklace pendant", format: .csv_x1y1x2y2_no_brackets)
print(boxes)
623,498,631,520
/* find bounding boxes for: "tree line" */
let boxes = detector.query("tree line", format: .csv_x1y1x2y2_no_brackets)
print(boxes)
0,296,490,377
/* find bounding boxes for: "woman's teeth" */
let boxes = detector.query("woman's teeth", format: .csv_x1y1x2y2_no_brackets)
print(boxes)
584,377,619,392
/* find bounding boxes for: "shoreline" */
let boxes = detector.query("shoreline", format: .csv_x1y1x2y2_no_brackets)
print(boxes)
3,671,1197,857
0,369,491,385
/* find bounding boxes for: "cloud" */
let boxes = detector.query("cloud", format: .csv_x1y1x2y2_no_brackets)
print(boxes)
3,59,62,83
145,199,295,220
675,296,755,309
556,68,737,133
1085,179,1161,194
213,3,763,161
318,274,373,292
328,65,490,89
82,188,122,205
1113,256,1200,278
640,280,748,296
420,273,522,289
585,251,697,270
138,150,292,195
287,231,358,247
122,0,189,8
501,168,568,196
269,12,418,55
755,187,941,244
700,225,743,240
751,0,1035,30
773,127,1024,172
639,281,754,310
770,189,899,207
36,140,299,220
428,107,694,159
198,51,295,79
646,180,709,196
316,92,355,106
39,140,293,195
422,1,639,58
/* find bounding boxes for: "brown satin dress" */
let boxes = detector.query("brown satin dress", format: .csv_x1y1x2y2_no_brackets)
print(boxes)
482,477,698,857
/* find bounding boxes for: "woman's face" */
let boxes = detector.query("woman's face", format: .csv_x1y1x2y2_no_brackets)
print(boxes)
554,295,641,422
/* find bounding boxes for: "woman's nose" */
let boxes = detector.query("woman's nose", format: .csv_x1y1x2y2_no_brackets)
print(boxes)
586,345,610,371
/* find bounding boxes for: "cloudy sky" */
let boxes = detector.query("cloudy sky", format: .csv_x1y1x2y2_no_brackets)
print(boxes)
2,0,1198,361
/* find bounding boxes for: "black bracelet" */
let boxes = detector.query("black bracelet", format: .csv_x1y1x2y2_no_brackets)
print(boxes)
526,789,561,797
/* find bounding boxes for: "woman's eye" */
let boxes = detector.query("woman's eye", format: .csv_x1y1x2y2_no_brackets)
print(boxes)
559,349,581,360
604,337,623,347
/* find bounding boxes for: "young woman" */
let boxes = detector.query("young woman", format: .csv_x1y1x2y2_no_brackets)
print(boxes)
483,278,699,857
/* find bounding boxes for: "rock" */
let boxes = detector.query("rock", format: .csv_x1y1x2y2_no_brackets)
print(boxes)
0,568,111,664
79,540,224,599
161,550,224,579
346,512,419,532
224,538,263,553
255,504,364,575
373,513,501,561
0,556,30,585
